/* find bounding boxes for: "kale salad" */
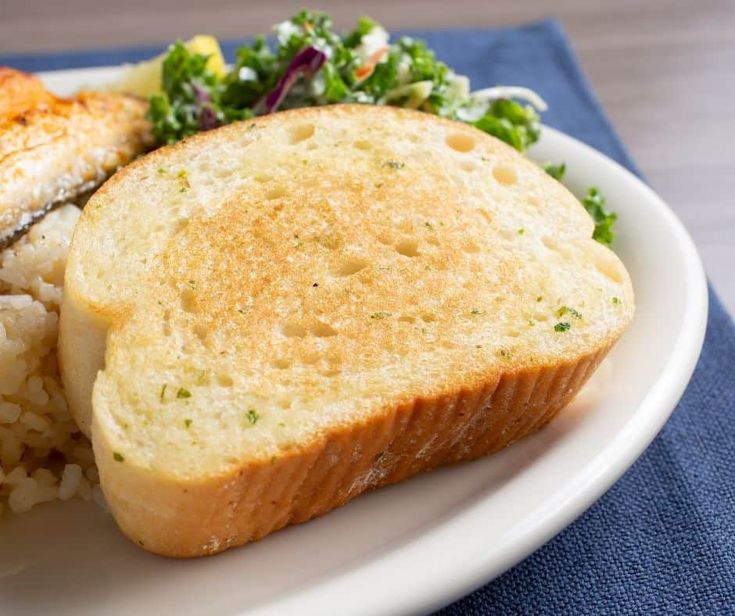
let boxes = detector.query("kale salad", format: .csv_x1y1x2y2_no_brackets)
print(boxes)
146,10,616,246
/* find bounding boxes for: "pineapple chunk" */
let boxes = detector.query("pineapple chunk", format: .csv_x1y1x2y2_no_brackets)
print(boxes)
109,35,225,97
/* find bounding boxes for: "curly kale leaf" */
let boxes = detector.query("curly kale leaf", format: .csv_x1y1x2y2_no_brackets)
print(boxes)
147,42,250,144
581,187,617,247
472,99,541,152
543,162,566,181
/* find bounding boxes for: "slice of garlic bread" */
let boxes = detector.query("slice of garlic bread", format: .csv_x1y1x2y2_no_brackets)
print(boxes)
59,104,633,557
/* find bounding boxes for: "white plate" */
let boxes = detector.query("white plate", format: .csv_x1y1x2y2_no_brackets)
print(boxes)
0,67,708,616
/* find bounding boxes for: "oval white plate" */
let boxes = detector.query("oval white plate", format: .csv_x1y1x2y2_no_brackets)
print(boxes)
0,67,707,616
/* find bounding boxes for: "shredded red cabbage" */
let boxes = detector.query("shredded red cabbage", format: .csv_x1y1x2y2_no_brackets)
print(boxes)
263,47,327,114
192,83,220,131
192,83,210,104
197,105,219,131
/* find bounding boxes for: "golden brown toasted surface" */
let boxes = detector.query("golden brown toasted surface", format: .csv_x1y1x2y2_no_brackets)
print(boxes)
60,104,634,556
0,67,153,246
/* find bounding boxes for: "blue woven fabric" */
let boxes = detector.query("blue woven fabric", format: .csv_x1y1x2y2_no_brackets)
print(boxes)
3,19,733,614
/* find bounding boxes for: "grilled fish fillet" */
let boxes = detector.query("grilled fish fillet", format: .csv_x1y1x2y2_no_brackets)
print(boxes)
0,68,153,247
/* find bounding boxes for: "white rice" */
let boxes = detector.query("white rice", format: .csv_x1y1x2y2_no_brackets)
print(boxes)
0,205,99,515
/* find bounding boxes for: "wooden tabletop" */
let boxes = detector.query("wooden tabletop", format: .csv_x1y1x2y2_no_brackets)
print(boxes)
2,0,734,314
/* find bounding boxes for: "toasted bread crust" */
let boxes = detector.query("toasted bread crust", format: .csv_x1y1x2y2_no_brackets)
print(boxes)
97,346,607,557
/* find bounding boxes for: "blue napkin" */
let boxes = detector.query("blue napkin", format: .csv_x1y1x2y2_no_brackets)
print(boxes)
3,19,733,614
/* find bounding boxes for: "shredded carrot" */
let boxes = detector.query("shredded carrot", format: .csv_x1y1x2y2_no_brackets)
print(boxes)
354,46,389,81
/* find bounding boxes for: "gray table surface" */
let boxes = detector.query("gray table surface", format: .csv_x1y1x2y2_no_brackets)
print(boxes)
2,0,733,314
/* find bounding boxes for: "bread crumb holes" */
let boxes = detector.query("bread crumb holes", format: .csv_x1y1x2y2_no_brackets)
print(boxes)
395,238,419,257
281,322,307,338
446,133,476,153
311,321,338,337
266,186,286,200
289,123,315,144
493,163,518,185
334,257,369,276
217,374,234,387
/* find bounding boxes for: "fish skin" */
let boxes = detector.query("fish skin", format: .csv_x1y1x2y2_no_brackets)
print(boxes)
0,68,154,247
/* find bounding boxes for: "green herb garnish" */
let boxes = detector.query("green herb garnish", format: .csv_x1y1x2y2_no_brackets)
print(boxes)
557,306,583,320
148,41,251,145
177,387,192,399
382,160,405,170
543,167,615,247
370,311,392,320
581,187,616,247
245,408,260,425
554,322,571,332
177,169,191,192
113,452,125,462
472,98,540,152
184,419,193,428
543,162,566,181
